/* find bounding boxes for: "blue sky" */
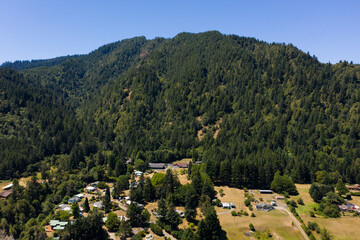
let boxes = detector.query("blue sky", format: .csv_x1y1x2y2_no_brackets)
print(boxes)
1,0,359,64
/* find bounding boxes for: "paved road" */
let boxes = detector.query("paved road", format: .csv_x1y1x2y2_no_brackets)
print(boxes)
275,206,310,240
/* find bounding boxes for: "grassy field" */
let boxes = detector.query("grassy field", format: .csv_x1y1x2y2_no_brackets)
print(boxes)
291,184,360,240
214,186,303,240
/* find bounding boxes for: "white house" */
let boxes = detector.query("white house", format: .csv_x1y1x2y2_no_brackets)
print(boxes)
222,202,231,209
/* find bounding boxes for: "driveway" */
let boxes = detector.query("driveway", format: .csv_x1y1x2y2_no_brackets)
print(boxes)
274,206,310,240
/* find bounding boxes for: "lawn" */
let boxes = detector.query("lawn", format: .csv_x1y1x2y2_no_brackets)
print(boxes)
293,184,360,240
214,186,303,240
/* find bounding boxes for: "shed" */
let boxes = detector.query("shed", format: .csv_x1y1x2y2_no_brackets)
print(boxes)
2,183,13,190
134,171,143,176
230,202,236,208
275,196,285,200
222,202,231,209
174,162,189,168
0,189,12,199
259,190,273,194
86,186,96,192
93,201,103,209
149,163,166,169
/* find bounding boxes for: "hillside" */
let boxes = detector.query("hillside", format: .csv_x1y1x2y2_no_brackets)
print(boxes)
1,31,360,187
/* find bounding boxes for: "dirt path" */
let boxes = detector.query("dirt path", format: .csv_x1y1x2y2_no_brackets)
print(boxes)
216,209,233,215
275,206,309,240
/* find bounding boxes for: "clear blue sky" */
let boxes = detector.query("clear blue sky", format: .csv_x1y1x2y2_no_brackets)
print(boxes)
1,0,359,64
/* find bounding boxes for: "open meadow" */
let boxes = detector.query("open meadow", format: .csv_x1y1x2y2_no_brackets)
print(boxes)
292,184,360,240
214,186,303,240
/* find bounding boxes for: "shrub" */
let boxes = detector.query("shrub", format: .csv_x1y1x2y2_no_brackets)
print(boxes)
231,210,237,216
309,211,315,218
150,223,163,236
251,213,256,217
244,199,251,207
98,181,108,189
290,200,298,207
297,198,304,205
131,234,142,240
243,211,249,216
248,205,253,211
249,223,255,231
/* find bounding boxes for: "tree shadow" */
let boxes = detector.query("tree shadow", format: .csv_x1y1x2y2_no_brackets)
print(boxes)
219,229,228,240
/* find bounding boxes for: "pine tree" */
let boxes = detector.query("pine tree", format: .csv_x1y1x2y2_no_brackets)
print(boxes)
83,197,90,213
71,202,80,219
103,187,111,213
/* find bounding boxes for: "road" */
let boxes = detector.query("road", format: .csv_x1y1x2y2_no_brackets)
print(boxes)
275,206,310,240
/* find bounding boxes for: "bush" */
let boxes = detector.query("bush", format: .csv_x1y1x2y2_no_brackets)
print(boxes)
150,223,163,236
98,181,108,189
251,213,256,217
231,210,237,216
309,211,315,218
244,199,251,207
131,234,142,240
297,198,304,205
290,200,298,207
248,205,253,211
243,211,249,216
249,223,255,231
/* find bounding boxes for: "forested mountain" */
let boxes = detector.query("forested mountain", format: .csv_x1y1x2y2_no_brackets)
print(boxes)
1,31,360,187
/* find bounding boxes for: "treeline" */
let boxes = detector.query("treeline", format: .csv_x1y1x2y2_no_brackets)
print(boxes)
1,31,360,187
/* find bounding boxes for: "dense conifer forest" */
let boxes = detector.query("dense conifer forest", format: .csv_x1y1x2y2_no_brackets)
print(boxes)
1,31,360,187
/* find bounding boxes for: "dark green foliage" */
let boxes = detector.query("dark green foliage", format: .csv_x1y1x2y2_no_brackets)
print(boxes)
150,223,163,236
309,183,334,202
103,187,111,213
83,197,90,213
60,210,109,240
71,202,80,219
126,202,145,227
271,171,298,195
249,223,255,231
105,212,120,232
297,198,304,205
336,179,349,196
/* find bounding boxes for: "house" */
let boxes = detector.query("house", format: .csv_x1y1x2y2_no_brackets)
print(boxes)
230,202,236,208
90,181,99,187
174,162,189,168
75,193,84,199
275,196,285,200
58,204,71,211
346,184,360,190
222,202,231,209
259,190,273,194
134,171,143,176
339,205,352,212
2,183,13,190
255,202,274,211
0,189,12,199
86,186,96,192
93,201,103,209
149,163,166,169
49,220,68,230
124,196,131,200
68,196,81,203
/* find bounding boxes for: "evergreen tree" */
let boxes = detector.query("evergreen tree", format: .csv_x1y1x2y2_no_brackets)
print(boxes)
71,202,80,219
103,187,111,213
83,197,90,213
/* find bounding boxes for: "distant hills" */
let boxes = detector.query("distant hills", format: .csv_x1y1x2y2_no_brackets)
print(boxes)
1,31,360,187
